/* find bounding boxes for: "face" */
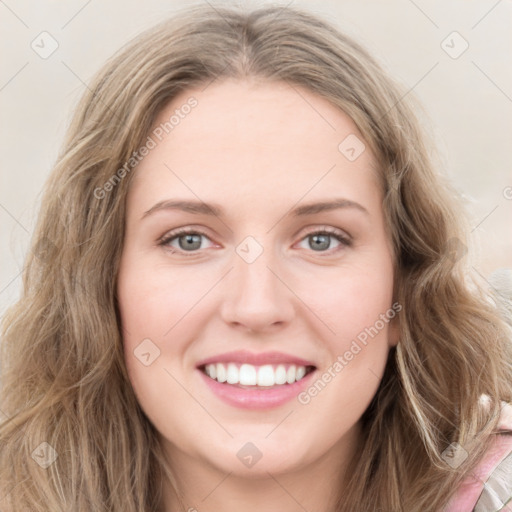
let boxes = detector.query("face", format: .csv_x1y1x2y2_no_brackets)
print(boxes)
117,78,399,482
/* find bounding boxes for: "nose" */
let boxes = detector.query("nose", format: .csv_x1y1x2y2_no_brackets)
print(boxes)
219,240,295,333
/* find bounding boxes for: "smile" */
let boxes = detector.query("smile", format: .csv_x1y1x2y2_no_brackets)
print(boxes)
196,350,318,409
200,362,315,387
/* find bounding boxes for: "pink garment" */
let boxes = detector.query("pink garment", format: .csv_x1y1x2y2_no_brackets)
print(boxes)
444,401,512,512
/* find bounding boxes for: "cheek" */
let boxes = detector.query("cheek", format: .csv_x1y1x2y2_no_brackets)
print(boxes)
117,258,193,431
117,255,208,345
117,255,213,404
299,262,394,339
295,255,395,408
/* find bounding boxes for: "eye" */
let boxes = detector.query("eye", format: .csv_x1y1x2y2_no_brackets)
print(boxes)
296,228,351,254
158,226,352,256
159,228,214,254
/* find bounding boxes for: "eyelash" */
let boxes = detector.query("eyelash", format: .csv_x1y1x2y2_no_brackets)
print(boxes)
158,226,352,256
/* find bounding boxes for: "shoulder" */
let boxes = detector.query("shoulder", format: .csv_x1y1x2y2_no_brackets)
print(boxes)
444,401,512,512
472,449,512,512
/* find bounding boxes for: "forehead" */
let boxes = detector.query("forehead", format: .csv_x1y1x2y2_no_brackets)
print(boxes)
152,78,372,159
128,78,382,213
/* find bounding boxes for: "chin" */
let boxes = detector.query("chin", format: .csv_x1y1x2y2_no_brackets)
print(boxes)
205,436,312,477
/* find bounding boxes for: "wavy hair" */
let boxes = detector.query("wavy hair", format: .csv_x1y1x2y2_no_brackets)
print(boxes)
1,4,511,511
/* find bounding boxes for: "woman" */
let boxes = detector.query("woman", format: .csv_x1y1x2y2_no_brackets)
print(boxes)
1,4,511,511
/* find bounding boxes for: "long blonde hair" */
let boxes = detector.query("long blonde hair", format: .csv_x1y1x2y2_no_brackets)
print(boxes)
1,4,511,511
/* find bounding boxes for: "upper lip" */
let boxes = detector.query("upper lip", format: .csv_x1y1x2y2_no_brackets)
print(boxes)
196,350,316,368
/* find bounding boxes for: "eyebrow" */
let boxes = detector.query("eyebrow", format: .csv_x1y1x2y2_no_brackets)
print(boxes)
142,198,369,220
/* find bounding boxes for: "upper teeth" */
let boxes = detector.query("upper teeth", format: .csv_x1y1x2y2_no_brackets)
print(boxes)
204,363,308,386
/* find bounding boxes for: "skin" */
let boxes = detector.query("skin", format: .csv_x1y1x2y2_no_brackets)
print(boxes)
117,78,399,512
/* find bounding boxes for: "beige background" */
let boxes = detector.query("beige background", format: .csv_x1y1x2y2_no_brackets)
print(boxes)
1,0,511,317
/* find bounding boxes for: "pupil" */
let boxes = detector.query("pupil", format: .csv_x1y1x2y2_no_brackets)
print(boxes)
311,234,329,251
180,234,201,250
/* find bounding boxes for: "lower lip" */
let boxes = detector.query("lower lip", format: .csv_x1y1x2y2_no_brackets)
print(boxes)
198,368,317,409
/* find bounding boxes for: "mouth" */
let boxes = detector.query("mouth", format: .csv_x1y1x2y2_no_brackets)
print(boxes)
195,350,318,408
198,362,317,389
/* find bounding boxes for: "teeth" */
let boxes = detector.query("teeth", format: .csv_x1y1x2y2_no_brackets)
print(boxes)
286,365,296,384
216,363,227,383
257,365,275,386
275,365,287,385
239,364,257,385
203,363,311,386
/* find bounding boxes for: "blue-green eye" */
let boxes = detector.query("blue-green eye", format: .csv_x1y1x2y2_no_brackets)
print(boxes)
159,229,211,252
297,231,350,252
159,227,351,256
